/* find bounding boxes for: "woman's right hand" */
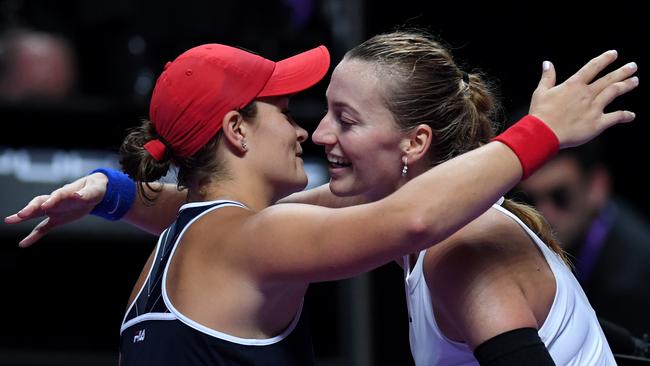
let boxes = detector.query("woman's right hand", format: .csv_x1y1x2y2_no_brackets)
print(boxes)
4,172,108,247
529,50,638,148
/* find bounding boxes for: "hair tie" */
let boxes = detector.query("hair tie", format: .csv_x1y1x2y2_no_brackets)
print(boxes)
144,135,173,161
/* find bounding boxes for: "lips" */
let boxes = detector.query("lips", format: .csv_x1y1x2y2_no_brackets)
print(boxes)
327,154,351,168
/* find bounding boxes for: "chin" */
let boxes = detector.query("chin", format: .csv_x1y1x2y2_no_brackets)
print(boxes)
297,179,308,191
292,175,309,192
329,179,362,197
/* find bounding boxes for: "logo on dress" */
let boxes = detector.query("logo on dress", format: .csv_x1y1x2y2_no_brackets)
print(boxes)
133,329,146,343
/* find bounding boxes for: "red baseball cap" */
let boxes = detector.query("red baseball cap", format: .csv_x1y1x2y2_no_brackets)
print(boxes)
145,44,330,160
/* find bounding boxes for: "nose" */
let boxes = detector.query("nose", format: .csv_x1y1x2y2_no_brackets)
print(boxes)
312,113,337,146
296,125,308,143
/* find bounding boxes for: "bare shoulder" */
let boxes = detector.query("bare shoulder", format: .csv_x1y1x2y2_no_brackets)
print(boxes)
176,204,253,258
422,207,543,348
187,202,319,243
424,207,531,276
171,204,287,278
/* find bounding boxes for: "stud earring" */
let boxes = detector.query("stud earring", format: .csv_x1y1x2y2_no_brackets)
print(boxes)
241,140,248,151
401,156,408,177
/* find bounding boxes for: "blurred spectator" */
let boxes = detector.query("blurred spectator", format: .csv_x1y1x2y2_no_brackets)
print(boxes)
0,28,77,101
517,140,650,338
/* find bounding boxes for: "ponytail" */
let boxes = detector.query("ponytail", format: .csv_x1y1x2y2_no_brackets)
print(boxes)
119,120,171,203
502,199,572,267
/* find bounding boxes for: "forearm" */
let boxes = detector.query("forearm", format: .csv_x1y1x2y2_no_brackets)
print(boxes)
386,141,521,245
123,183,186,235
279,183,366,207
254,142,521,283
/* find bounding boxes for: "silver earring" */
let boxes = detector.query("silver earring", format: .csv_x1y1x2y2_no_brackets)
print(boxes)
401,157,408,177
241,141,248,151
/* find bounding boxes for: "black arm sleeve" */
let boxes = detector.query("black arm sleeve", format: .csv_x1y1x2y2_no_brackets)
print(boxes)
473,327,555,366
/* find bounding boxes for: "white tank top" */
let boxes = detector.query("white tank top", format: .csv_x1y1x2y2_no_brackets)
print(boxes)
403,201,616,366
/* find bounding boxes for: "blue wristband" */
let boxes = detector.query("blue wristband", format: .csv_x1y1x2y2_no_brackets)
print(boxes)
89,168,136,221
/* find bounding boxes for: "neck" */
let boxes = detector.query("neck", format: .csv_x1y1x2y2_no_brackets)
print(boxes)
187,176,276,212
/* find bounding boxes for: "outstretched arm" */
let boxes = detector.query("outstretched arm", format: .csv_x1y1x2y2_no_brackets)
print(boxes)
5,173,185,247
4,174,360,248
5,50,638,254
228,50,638,283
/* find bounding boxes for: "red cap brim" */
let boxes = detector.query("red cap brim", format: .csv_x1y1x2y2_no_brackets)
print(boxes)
258,45,330,97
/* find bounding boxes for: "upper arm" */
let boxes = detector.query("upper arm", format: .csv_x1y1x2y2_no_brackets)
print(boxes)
425,224,539,350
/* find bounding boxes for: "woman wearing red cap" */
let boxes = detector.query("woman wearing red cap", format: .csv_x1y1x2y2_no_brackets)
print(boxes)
7,31,637,365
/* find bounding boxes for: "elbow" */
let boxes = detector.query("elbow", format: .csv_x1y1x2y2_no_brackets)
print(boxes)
404,213,442,249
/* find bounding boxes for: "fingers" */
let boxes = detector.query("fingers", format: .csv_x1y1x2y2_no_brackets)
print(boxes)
570,50,618,84
18,217,54,248
600,110,637,129
4,195,50,224
4,214,21,224
594,76,640,110
591,61,638,95
40,196,58,211
536,61,556,92
41,184,87,211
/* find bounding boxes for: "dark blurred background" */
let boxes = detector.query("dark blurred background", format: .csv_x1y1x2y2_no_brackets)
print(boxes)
0,0,644,365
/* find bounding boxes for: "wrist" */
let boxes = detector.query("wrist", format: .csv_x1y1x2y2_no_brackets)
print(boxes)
89,168,136,221
89,171,109,189
491,115,559,180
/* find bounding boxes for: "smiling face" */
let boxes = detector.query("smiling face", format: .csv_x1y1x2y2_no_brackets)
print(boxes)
312,59,407,201
312,31,500,203
247,96,309,197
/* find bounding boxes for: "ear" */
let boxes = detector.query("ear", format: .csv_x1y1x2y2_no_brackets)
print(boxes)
400,124,433,164
221,110,249,154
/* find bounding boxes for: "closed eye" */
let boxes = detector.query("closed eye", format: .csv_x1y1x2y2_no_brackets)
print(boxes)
339,112,357,126
282,109,295,122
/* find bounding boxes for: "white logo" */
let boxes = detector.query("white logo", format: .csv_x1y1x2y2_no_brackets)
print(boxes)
133,329,146,343
107,193,121,215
